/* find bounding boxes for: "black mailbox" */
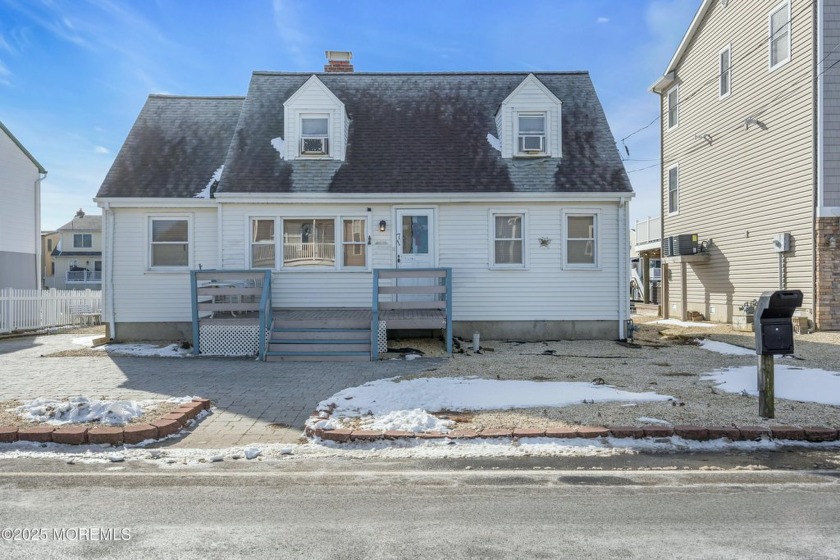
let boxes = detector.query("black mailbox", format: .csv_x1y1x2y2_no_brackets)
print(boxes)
754,290,803,355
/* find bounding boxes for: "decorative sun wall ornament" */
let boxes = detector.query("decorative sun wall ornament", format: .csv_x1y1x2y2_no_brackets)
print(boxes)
538,237,552,248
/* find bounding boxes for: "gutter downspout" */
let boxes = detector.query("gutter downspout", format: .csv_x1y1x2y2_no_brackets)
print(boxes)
103,202,116,340
35,172,46,290
618,195,630,340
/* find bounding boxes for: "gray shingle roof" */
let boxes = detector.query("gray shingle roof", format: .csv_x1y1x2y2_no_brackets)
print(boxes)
97,72,631,198
57,215,102,231
97,96,244,198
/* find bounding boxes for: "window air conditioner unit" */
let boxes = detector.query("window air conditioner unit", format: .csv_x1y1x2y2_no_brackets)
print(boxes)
519,135,544,152
301,137,329,155
664,234,699,257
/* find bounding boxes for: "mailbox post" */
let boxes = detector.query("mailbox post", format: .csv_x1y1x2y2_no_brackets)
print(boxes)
753,290,803,418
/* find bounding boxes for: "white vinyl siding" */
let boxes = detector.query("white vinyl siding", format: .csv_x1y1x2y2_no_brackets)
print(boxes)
0,127,40,257
667,165,679,215
719,45,731,98
111,208,217,322
283,76,348,161
667,86,679,130
219,201,623,321
660,0,815,321
769,1,791,70
490,212,525,268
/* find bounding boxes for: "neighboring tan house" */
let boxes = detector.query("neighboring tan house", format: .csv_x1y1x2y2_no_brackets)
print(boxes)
0,120,46,290
40,230,60,288
48,209,102,291
651,0,840,330
95,52,634,351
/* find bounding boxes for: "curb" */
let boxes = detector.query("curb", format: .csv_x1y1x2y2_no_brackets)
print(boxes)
304,413,840,444
0,398,211,446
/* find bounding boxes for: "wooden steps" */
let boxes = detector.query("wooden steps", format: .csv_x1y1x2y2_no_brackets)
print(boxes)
265,314,371,362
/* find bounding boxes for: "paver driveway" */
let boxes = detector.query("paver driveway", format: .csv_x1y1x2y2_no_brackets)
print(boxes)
0,332,441,447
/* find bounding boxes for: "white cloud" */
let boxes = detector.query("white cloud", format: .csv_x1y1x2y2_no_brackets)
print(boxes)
94,146,110,155
272,0,311,67
597,17,610,24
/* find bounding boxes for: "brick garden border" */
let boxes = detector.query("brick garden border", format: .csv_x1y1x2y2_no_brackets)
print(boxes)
0,398,210,446
304,407,840,444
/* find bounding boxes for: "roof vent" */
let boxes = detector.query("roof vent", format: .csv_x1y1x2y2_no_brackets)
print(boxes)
324,50,353,73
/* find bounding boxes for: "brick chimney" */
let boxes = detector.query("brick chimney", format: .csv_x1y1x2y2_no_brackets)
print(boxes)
324,50,354,73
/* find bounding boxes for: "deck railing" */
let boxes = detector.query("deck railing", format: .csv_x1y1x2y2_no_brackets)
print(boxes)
371,268,453,359
634,216,661,247
66,270,102,283
189,270,272,357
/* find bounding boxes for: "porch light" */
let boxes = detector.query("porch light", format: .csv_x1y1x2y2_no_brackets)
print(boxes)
379,220,387,232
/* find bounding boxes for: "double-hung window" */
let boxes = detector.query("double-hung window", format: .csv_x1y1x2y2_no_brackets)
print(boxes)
341,218,367,268
566,213,597,267
492,213,525,267
149,218,189,268
769,1,791,70
74,234,92,248
719,45,731,98
667,86,679,130
300,115,329,155
517,113,546,154
668,165,679,215
251,219,276,269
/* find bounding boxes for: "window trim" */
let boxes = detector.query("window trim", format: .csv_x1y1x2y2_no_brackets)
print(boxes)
147,215,192,271
562,210,600,270
667,164,680,216
719,44,731,99
249,217,277,270
298,113,331,157
666,85,679,131
73,233,92,248
488,209,528,270
768,0,791,71
269,216,370,272
515,111,548,156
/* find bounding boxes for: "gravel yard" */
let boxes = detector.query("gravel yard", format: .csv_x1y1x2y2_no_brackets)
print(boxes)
394,316,840,431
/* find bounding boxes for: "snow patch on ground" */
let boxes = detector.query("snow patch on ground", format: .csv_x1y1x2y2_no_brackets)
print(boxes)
311,377,673,433
94,343,189,357
636,416,672,425
72,335,100,347
702,365,840,405
14,396,197,425
698,339,755,355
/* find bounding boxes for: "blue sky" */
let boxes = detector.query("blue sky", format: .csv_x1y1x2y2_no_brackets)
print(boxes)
0,0,699,230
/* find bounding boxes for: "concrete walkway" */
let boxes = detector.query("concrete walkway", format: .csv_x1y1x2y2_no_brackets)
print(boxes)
0,332,441,448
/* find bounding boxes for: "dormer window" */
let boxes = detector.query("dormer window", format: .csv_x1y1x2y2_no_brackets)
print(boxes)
517,113,546,154
300,115,329,155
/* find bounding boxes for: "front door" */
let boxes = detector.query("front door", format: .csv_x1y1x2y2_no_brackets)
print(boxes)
396,209,435,269
395,209,436,302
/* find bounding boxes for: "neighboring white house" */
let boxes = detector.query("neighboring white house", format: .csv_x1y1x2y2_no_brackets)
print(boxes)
95,53,634,347
46,209,103,290
0,120,46,290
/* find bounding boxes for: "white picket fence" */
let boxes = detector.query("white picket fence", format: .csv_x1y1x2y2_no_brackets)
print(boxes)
0,288,103,333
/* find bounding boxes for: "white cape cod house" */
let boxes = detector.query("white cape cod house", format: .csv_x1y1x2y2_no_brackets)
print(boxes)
95,57,634,360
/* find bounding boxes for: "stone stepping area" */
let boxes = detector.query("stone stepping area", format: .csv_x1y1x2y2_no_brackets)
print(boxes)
0,398,210,445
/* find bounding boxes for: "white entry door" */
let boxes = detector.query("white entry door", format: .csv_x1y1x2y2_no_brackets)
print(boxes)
396,209,435,269
395,209,436,301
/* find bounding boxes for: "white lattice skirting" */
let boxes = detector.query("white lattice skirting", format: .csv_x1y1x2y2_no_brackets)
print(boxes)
377,321,387,355
199,324,262,356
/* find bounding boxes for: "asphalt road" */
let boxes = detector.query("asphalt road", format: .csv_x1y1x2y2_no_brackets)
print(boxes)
1,456,839,559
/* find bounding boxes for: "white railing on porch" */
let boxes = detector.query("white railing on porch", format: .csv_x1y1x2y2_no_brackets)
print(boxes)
66,270,102,283
283,242,335,265
0,288,102,333
634,216,661,247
